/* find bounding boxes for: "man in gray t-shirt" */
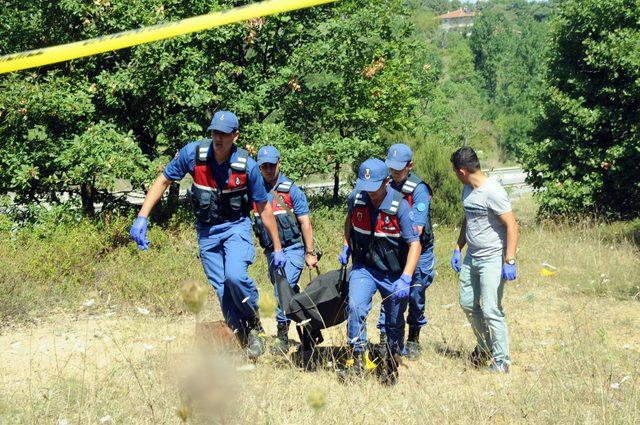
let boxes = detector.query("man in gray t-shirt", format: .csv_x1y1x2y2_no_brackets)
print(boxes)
462,178,512,259
449,147,519,374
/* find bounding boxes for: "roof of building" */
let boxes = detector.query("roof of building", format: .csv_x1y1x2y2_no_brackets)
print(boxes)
438,8,475,20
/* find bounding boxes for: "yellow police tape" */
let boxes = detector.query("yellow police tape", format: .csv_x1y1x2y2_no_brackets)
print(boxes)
0,0,336,75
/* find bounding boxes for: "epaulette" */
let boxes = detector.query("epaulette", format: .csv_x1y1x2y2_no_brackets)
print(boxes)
195,139,211,164
230,148,249,171
276,180,293,193
382,190,404,215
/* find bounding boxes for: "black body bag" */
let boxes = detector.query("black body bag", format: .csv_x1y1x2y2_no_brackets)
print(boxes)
275,267,350,330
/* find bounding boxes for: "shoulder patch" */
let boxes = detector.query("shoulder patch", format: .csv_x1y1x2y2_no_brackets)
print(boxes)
415,202,426,212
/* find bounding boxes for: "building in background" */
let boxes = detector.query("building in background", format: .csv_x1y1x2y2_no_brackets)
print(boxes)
438,8,475,31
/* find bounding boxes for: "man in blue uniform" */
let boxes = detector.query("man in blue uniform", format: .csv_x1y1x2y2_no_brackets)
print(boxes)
339,158,421,382
251,146,319,355
129,111,286,359
377,143,435,358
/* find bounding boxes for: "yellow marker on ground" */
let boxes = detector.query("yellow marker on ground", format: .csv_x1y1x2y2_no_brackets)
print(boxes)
0,0,336,74
364,351,378,370
540,262,557,277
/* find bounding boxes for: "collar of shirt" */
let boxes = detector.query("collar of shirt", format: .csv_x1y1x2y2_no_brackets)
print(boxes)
207,144,237,167
206,145,240,189
264,172,288,193
361,187,397,212
390,171,417,192
389,178,405,193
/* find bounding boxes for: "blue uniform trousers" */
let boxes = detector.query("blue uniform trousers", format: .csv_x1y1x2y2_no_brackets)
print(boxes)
378,249,435,334
266,242,305,324
348,265,407,354
197,218,258,332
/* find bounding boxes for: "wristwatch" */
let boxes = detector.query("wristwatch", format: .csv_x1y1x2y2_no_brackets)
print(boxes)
506,257,516,265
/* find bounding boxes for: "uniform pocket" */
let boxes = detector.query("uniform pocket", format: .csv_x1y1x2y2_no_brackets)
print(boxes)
287,248,305,271
237,228,256,264
191,185,221,223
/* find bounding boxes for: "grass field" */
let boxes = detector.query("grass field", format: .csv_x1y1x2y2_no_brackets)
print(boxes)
1,195,639,424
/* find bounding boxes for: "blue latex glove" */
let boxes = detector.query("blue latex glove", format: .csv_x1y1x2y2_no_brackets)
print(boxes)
502,263,517,281
392,273,412,300
451,248,461,273
273,250,287,268
338,245,351,266
130,216,149,250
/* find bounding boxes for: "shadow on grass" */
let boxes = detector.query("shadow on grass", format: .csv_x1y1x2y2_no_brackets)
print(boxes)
284,342,393,372
432,342,468,360
288,344,351,371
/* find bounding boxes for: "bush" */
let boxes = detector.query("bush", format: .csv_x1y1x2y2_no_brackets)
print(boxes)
524,0,640,219
0,205,347,325
0,218,107,322
397,133,463,225
3,202,639,327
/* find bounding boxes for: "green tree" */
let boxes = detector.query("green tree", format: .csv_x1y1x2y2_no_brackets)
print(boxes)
415,31,493,153
468,0,551,158
470,1,518,99
400,132,462,225
523,0,640,218
248,0,439,198
1,0,436,213
413,0,464,15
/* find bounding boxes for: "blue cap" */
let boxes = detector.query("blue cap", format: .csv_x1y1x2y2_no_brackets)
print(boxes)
355,158,388,192
257,145,280,166
207,110,239,133
385,143,413,171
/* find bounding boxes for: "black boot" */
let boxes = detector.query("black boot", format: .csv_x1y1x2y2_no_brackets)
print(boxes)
337,351,366,383
405,327,422,359
233,320,249,348
469,345,492,368
377,342,399,386
293,326,323,371
379,332,387,346
270,322,289,356
245,316,266,360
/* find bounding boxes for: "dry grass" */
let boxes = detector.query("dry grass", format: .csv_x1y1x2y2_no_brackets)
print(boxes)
1,196,639,424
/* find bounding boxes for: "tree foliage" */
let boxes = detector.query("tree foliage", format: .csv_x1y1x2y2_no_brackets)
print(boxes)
272,1,438,193
0,0,437,213
469,0,551,159
523,0,640,219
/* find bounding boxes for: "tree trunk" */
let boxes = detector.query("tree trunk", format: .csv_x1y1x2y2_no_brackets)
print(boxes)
333,162,340,201
80,181,95,216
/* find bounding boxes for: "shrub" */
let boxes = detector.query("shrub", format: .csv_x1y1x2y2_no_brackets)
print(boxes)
392,133,463,225
524,0,640,219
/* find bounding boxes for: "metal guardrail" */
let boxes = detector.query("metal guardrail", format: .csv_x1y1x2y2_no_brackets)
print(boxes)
99,168,532,207
2,168,531,212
